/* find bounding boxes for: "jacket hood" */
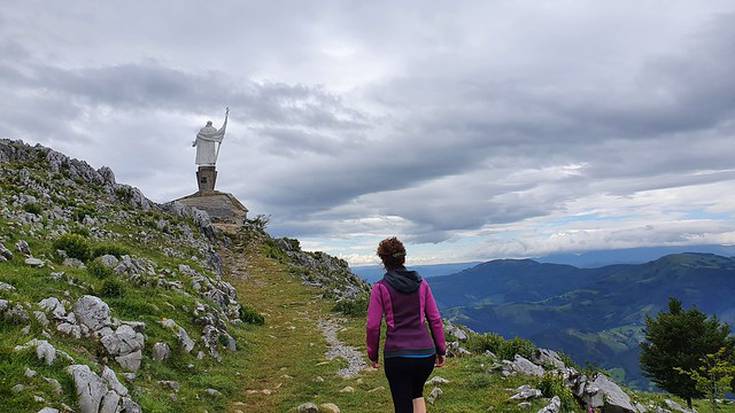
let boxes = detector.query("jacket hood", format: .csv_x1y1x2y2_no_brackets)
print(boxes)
383,267,422,293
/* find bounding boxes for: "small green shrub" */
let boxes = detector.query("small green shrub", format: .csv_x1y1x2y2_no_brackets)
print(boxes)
466,333,506,355
70,226,90,237
465,333,536,360
333,295,369,317
99,279,125,298
73,204,96,222
53,233,91,261
91,243,129,259
537,373,578,411
239,305,265,325
23,203,42,215
499,336,536,360
87,260,113,278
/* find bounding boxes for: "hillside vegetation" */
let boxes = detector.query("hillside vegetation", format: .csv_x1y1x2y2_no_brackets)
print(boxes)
430,255,735,388
1,138,731,413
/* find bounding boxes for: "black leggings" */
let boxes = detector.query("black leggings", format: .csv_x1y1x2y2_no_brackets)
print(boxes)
384,355,436,413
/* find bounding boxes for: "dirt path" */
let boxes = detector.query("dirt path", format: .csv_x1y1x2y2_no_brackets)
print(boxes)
218,231,369,412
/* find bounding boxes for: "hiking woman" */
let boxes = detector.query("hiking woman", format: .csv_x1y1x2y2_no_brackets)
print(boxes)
366,237,447,413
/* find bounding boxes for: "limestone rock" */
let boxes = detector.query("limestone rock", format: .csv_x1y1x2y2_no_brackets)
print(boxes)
4,303,30,324
67,365,106,413
16,240,31,255
115,350,143,372
73,295,111,331
504,354,545,377
427,386,443,404
0,281,16,292
319,403,341,413
533,348,566,370
95,254,119,268
664,399,697,413
36,340,57,365
0,241,13,259
426,376,450,386
591,374,637,412
37,408,60,413
25,257,45,267
205,388,222,397
101,366,129,397
101,325,145,357
297,402,319,413
338,386,355,393
63,257,86,269
510,385,543,400
177,326,195,353
152,342,171,361
537,396,561,413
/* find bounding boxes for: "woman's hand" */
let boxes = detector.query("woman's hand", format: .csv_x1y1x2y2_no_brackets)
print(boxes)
435,355,445,367
371,360,380,369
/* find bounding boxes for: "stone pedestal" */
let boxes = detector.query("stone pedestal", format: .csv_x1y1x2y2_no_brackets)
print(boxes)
196,166,217,192
174,191,248,224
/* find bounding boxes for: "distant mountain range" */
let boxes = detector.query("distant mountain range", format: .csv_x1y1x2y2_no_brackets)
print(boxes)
428,252,735,389
351,244,735,282
351,261,482,282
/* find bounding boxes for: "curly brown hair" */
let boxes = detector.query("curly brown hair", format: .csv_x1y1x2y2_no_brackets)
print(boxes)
377,237,406,269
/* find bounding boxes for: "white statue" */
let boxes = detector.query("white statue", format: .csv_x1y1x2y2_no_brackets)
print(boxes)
193,107,229,166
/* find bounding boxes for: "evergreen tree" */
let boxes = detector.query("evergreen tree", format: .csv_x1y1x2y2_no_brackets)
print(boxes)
640,298,732,408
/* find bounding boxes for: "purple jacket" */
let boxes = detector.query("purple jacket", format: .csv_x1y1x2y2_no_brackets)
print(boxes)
366,278,447,361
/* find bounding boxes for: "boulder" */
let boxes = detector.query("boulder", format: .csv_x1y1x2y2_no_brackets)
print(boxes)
533,348,566,370
664,399,697,413
0,241,13,259
95,254,119,268
510,385,543,400
16,240,31,255
67,365,106,413
100,366,129,397
319,403,341,413
73,295,111,331
37,408,60,413
504,354,545,377
25,257,45,267
297,402,318,413
177,326,195,353
591,374,637,413
537,396,561,413
427,386,443,404
115,350,143,372
426,376,450,386
36,341,57,366
0,281,15,292
62,257,86,269
39,297,66,319
152,342,171,361
101,325,145,357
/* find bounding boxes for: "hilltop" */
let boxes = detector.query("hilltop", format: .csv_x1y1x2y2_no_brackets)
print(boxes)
430,254,735,388
0,138,729,413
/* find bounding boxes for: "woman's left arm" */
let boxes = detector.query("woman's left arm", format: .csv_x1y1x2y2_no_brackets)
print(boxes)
424,282,447,358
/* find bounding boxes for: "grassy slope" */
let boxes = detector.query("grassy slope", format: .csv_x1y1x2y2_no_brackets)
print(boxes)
221,228,572,413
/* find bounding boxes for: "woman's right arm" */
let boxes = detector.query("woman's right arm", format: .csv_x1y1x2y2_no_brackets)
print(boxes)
365,283,384,364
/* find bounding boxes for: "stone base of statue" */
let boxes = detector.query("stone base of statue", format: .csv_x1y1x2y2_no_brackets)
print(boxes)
175,165,248,224
175,190,248,225
196,166,217,192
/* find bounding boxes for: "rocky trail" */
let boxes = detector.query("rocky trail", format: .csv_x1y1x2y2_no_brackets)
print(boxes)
218,227,371,412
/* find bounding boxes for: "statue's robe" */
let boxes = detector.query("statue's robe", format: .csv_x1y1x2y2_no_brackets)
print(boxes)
193,117,227,166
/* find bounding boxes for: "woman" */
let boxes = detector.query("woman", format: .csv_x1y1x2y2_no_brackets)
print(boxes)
366,237,447,413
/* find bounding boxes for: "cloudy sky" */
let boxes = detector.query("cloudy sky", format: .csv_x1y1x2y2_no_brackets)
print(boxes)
2,1,734,265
